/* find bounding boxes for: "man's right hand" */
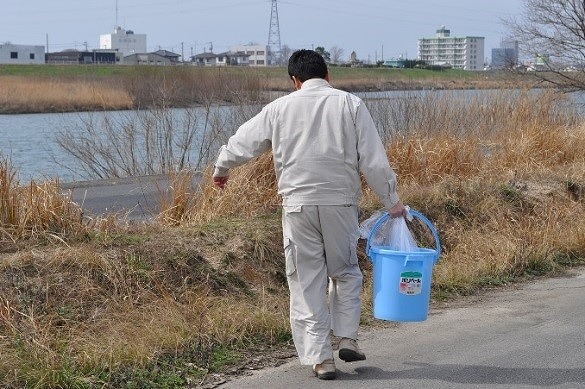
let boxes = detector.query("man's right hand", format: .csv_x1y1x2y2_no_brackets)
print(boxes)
213,176,228,189
387,201,407,218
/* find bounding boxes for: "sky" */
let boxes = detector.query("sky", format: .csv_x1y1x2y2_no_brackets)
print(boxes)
1,0,524,63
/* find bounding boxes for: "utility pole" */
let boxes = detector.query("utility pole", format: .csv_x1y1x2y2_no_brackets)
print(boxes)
267,0,282,65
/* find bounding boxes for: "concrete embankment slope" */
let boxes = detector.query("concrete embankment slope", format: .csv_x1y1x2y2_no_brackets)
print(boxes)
223,267,585,389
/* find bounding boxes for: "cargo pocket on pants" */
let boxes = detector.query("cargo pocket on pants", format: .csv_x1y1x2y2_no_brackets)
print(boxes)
347,232,359,266
283,237,297,277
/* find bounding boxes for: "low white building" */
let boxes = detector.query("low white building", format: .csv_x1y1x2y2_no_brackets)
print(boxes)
229,44,270,66
0,43,45,64
191,51,250,66
100,26,147,57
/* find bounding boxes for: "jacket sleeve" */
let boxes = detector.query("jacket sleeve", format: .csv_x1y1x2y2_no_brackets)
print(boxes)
354,100,400,208
213,106,273,176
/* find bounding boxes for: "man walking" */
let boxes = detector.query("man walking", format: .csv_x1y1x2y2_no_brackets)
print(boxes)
213,49,405,380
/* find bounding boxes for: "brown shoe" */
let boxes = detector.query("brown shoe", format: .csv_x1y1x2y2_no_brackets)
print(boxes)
338,338,366,362
312,358,336,380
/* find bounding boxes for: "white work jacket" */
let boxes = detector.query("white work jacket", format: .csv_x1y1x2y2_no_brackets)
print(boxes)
213,78,399,208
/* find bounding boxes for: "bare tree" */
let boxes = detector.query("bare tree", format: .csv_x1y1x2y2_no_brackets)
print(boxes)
54,104,261,180
330,46,345,65
505,0,585,90
280,44,293,63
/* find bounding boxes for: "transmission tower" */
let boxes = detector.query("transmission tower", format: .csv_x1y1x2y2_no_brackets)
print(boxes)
267,0,282,65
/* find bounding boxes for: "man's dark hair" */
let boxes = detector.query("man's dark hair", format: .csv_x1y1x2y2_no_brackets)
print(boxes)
288,49,328,82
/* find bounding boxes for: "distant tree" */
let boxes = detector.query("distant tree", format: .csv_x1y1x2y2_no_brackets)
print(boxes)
505,0,585,90
330,46,344,64
314,46,331,63
280,44,293,63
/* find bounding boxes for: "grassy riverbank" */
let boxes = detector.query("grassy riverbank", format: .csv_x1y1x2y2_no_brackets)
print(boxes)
1,84,585,387
0,64,537,114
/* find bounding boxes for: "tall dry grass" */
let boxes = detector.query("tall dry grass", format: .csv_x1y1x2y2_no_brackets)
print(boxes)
182,89,585,294
0,157,85,242
123,66,269,107
2,145,287,386
0,216,289,387
0,67,269,114
182,90,583,214
0,76,134,113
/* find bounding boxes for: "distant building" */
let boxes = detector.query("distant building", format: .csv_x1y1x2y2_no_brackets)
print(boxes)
526,53,551,71
217,51,250,66
491,48,517,69
191,52,220,66
418,26,485,70
190,51,250,66
100,26,147,56
124,52,171,65
152,49,181,64
383,58,407,68
229,44,270,66
491,40,519,69
0,43,45,64
46,49,119,64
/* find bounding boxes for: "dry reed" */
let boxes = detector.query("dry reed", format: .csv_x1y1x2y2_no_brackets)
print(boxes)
0,217,288,387
0,157,85,242
183,88,585,295
0,76,133,113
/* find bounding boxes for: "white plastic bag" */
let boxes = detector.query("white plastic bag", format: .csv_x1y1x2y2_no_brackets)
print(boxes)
359,209,386,240
387,216,418,251
359,208,418,251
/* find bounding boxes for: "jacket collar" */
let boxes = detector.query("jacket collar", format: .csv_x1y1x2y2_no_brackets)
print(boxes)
300,78,331,89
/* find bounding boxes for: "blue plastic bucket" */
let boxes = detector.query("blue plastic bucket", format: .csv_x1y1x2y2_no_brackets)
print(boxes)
366,209,441,322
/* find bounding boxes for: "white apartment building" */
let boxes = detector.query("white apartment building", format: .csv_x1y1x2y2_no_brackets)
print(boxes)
418,26,484,70
229,44,270,66
0,43,45,64
100,26,147,56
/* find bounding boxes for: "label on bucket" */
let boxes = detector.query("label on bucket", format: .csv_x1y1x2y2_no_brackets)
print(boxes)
399,271,423,295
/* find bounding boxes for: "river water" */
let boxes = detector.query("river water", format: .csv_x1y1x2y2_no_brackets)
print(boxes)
0,106,250,183
0,111,81,182
1,90,583,183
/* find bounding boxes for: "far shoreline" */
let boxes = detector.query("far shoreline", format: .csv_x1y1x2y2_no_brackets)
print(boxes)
0,65,542,115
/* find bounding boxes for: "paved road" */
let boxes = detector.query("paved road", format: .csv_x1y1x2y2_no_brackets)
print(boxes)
60,173,202,220
222,267,585,389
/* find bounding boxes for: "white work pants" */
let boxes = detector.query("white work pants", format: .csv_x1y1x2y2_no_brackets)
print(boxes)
282,204,363,365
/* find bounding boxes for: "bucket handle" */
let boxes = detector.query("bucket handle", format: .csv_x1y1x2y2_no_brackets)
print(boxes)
366,208,441,263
